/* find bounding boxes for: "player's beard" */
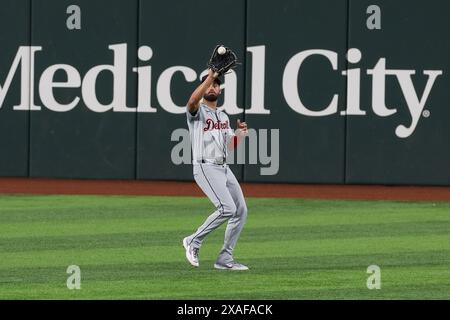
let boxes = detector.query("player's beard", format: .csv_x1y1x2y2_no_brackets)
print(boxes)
203,93,218,102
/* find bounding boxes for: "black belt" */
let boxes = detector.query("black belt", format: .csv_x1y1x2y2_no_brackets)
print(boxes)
201,158,226,165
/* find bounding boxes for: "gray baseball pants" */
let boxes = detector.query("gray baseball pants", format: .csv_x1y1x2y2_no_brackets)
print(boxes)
186,163,248,264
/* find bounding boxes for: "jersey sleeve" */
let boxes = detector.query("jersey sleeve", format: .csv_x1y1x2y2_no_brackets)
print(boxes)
224,113,235,137
186,106,201,122
222,113,236,148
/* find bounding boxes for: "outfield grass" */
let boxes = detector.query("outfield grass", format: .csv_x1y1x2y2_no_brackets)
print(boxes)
0,195,449,299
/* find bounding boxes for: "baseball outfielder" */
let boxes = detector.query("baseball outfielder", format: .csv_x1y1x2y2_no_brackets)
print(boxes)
182,48,249,270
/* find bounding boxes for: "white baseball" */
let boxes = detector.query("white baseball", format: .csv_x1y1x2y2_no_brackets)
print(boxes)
218,46,226,55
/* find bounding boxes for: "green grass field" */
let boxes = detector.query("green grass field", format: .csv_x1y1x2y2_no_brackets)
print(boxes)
0,194,449,299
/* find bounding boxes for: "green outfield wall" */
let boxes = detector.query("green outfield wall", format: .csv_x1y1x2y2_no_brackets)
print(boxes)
0,0,448,185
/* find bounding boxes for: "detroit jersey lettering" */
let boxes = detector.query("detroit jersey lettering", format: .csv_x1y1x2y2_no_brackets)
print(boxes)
186,103,235,163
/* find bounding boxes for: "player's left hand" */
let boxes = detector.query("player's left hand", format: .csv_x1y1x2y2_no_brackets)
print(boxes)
236,119,248,137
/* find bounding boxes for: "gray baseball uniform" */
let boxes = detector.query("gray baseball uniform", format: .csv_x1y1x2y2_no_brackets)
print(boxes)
185,103,248,265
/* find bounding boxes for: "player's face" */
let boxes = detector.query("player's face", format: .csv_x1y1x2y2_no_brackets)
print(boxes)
203,82,221,102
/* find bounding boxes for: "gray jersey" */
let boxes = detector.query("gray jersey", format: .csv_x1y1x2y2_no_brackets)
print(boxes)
186,103,235,164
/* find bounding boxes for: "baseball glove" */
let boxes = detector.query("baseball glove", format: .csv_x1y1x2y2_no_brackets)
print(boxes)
207,45,238,77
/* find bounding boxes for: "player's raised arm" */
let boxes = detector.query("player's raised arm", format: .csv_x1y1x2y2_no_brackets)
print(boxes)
187,69,219,114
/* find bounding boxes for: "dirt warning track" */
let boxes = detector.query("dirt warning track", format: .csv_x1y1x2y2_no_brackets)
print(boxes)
0,178,449,202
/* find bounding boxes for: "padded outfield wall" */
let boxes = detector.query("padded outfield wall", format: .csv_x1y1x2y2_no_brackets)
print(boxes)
0,0,448,185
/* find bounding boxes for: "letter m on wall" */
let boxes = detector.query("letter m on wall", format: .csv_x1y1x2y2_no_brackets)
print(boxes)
0,46,42,110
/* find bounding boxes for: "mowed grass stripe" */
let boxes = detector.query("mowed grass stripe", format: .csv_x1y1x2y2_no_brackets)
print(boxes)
1,265,450,299
0,195,448,223
2,220,450,253
1,202,449,238
0,196,209,222
2,251,449,285
1,234,450,269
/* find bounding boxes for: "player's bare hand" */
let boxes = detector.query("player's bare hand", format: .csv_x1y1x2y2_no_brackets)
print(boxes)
208,69,219,79
236,119,248,137
237,119,248,130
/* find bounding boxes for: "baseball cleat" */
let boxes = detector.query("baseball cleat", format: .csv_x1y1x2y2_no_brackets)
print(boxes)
182,237,199,267
214,261,249,271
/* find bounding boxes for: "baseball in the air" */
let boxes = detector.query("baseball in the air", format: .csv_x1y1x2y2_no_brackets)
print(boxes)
218,46,226,55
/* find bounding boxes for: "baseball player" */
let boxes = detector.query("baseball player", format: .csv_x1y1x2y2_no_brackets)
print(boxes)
182,66,249,271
